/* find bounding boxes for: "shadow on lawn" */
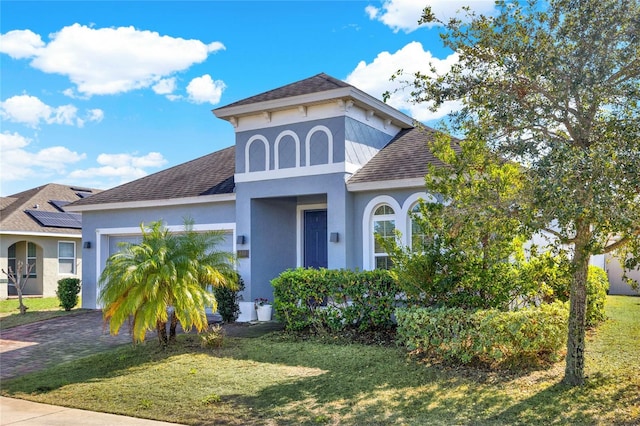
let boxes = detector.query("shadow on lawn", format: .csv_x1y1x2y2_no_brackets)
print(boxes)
0,340,182,395
210,335,605,425
2,329,633,426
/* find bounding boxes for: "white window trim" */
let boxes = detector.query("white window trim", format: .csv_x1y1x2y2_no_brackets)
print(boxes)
362,196,402,270
362,192,439,270
305,125,333,167
58,241,76,275
274,130,300,169
403,193,437,250
245,134,270,173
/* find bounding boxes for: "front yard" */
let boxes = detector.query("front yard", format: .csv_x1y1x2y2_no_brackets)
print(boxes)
1,295,638,425
0,297,84,330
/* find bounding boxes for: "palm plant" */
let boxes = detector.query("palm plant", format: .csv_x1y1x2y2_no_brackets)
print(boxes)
99,219,237,345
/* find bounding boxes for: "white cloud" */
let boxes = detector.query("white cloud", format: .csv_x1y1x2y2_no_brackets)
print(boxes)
346,41,462,122
186,74,226,105
367,0,496,33
96,152,167,168
0,24,226,97
0,131,86,183
153,77,177,95
86,109,104,123
0,94,103,128
0,29,44,59
68,152,167,185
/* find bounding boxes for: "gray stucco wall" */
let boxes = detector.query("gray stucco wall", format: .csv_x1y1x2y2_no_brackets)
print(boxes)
235,172,350,301
251,198,298,301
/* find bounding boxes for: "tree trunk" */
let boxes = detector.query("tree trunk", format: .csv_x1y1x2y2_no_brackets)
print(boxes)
18,289,27,315
156,319,168,346
169,310,178,343
563,225,590,386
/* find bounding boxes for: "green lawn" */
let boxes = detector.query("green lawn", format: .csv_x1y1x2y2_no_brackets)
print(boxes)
1,295,638,425
0,297,84,330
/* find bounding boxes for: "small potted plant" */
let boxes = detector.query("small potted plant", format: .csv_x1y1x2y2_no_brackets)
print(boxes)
255,297,272,321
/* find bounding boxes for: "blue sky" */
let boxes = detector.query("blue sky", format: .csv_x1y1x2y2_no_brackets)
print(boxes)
0,0,496,196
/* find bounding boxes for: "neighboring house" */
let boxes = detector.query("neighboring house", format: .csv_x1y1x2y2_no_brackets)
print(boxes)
0,183,101,299
67,73,636,309
605,254,640,296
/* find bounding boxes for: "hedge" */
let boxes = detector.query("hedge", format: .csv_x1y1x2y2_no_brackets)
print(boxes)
395,301,569,368
272,268,411,333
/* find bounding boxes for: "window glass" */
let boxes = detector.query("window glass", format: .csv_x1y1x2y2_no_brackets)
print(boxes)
410,204,428,251
58,242,75,274
27,242,36,276
7,244,16,276
373,204,395,270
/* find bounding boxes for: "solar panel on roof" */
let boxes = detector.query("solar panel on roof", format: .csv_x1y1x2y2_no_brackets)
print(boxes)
25,210,82,229
76,192,92,198
71,187,92,193
50,200,70,212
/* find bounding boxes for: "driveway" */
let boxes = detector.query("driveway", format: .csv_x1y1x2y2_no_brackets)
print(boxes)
0,310,282,381
0,310,142,381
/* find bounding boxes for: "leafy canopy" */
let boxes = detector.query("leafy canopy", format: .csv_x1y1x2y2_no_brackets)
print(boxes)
392,0,639,386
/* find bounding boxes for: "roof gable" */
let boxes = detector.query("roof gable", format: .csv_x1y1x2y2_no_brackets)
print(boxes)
0,183,101,234
347,126,460,188
217,73,350,109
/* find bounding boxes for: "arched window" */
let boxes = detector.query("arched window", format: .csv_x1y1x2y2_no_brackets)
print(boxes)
373,204,395,269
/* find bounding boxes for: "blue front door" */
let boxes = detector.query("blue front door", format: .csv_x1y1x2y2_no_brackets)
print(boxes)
304,210,328,268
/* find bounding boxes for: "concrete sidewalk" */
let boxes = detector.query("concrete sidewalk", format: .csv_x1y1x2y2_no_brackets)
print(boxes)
0,397,184,425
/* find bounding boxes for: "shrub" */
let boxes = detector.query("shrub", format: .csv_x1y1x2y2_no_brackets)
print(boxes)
272,268,412,333
200,324,225,349
517,252,609,327
395,301,569,368
387,232,522,310
213,275,244,323
586,265,609,326
56,278,81,311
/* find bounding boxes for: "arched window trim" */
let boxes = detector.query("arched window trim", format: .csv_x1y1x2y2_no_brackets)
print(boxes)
402,192,438,251
362,195,402,270
245,134,270,173
305,125,333,167
274,130,300,169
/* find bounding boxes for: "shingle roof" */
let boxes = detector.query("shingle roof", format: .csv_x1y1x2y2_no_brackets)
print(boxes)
0,183,101,234
348,126,460,185
216,73,351,109
69,146,235,207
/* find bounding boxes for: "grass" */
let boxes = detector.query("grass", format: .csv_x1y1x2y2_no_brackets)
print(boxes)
1,295,639,425
0,297,85,330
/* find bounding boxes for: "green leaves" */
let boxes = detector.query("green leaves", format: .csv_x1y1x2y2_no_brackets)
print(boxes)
98,219,236,345
396,302,569,368
272,268,410,334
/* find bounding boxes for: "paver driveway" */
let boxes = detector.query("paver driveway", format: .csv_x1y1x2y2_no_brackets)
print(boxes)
0,310,282,381
0,310,141,381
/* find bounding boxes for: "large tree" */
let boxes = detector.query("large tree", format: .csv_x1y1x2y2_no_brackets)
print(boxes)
99,220,237,345
395,0,640,385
